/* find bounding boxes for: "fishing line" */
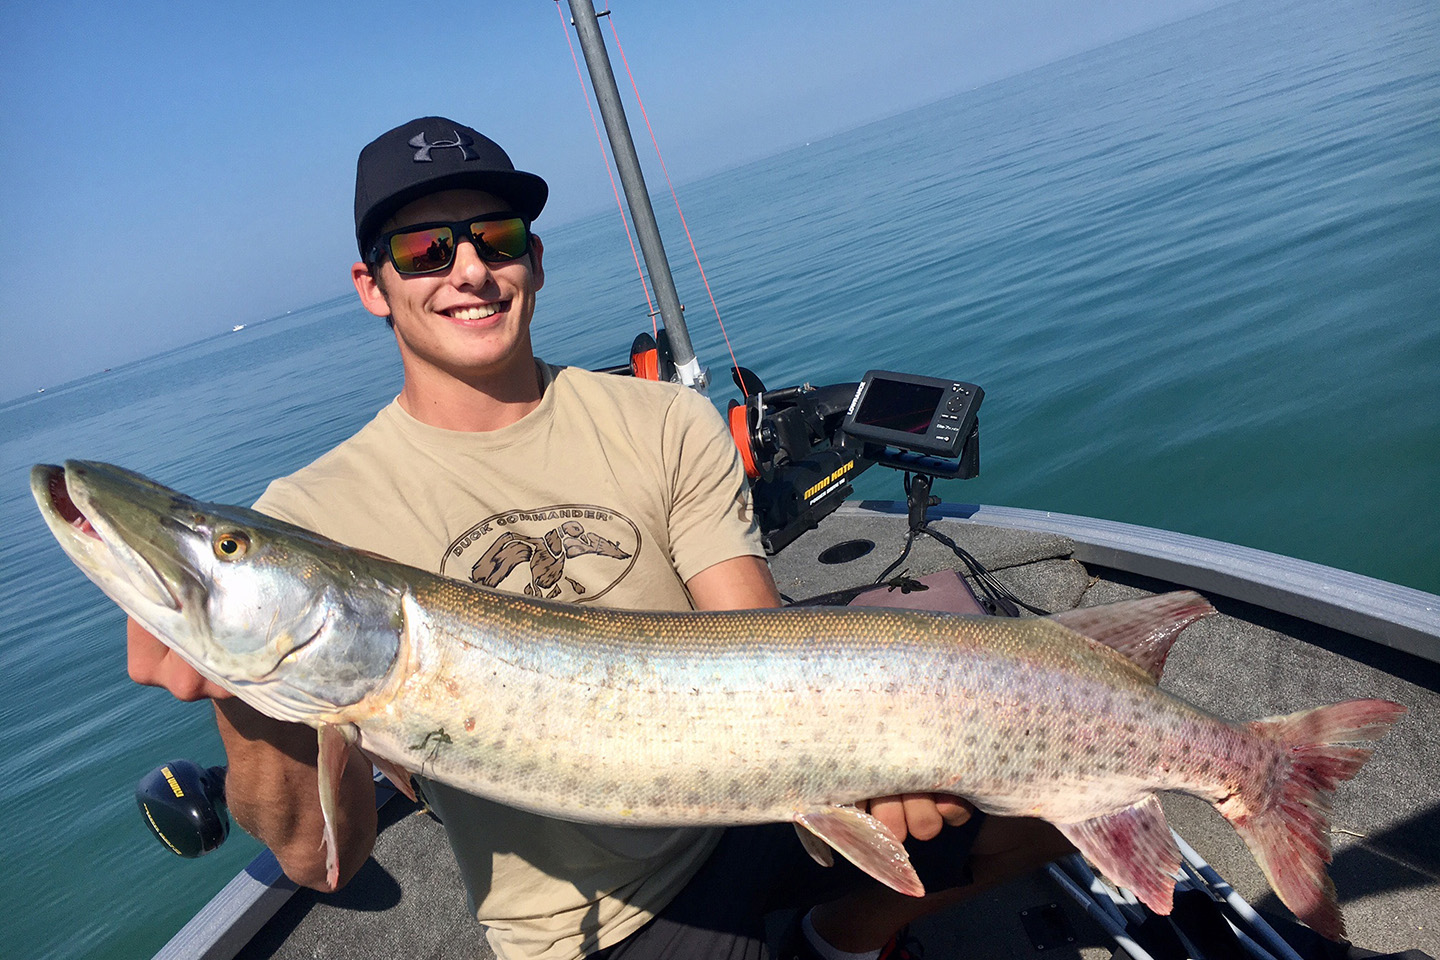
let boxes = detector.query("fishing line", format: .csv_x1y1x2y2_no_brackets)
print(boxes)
603,9,747,393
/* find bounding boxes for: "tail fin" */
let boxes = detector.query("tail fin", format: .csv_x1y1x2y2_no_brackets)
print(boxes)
1226,699,1406,941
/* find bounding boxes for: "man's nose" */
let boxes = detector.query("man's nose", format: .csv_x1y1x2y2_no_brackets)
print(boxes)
450,240,494,283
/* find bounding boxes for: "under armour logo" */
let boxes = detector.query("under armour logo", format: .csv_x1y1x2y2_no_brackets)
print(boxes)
409,130,478,162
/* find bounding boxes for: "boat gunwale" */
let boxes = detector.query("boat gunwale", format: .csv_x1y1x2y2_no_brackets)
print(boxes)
851,500,1440,665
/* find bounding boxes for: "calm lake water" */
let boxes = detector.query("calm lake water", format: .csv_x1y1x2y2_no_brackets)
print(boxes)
1,0,1436,955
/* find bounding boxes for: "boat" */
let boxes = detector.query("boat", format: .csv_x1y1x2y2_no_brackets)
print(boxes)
141,3,1440,958
232,324,246,333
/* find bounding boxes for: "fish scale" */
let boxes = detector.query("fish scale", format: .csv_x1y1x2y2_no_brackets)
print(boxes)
32,460,1406,942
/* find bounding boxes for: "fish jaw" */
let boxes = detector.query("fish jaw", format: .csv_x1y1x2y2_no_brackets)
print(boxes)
32,463,183,623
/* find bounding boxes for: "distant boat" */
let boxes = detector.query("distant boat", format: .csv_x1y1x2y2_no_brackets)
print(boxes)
231,324,246,332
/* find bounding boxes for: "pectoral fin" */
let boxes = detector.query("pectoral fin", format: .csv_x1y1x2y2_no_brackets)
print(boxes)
793,805,925,897
1054,794,1181,914
316,723,356,890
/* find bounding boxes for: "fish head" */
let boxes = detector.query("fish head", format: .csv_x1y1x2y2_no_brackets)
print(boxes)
31,461,404,724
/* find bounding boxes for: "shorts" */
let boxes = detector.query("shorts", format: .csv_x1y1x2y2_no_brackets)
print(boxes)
586,812,986,960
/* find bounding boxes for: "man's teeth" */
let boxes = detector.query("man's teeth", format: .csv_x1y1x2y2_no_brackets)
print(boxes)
448,305,500,321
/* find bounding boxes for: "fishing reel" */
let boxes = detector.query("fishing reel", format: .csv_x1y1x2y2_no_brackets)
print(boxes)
136,760,230,858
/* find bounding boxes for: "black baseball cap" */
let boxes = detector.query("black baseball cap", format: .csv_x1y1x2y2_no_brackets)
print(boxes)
354,117,549,258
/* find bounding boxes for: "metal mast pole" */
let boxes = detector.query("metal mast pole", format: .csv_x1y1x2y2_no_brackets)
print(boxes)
565,0,707,391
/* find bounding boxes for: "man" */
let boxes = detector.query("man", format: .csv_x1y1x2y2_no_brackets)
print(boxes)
129,117,1065,960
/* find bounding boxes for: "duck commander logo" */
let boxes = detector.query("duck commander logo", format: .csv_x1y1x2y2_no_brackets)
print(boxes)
441,505,640,602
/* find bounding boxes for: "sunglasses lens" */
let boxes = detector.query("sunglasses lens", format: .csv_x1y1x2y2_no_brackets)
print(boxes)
470,218,529,261
388,227,455,274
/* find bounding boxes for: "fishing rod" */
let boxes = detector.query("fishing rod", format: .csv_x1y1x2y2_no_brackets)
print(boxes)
564,0,707,393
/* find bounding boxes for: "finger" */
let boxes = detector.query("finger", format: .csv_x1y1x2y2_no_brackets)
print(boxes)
901,794,945,841
127,618,228,701
866,796,909,842
934,794,974,827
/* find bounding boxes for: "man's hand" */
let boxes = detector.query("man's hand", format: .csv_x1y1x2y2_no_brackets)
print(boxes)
860,793,973,842
127,618,231,701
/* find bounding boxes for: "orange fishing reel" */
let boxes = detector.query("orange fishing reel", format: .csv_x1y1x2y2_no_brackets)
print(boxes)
629,331,675,382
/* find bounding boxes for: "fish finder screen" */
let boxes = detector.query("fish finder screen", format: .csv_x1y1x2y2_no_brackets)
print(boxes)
852,379,943,435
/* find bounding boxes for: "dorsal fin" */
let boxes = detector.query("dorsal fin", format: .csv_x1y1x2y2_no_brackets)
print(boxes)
1051,591,1214,681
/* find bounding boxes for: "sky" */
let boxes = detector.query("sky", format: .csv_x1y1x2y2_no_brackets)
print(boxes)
0,0,1228,399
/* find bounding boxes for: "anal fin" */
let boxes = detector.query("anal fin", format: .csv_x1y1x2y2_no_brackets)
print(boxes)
792,805,925,897
1055,794,1181,914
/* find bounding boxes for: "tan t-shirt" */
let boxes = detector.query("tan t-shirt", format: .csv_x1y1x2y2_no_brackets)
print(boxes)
254,361,765,960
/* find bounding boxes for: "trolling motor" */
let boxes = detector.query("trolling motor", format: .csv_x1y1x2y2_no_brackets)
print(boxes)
135,761,230,857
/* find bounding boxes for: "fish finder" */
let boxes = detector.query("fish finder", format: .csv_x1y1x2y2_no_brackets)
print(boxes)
841,371,982,477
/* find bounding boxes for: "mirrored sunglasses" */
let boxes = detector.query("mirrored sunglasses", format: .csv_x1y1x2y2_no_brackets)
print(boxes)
372,214,531,275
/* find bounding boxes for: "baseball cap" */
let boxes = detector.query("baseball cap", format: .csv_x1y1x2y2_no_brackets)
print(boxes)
354,117,549,257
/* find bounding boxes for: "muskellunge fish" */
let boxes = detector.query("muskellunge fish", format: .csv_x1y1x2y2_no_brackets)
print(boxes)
33,460,1405,940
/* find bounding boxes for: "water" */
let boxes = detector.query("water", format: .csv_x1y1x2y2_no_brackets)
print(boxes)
2,0,1437,954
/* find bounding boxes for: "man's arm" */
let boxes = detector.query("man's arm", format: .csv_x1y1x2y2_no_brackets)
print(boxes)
686,555,781,610
128,617,378,889
684,559,973,842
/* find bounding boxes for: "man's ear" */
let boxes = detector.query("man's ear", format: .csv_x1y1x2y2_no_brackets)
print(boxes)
352,261,391,318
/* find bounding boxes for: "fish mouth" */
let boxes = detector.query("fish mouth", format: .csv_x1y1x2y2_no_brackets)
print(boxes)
31,463,183,614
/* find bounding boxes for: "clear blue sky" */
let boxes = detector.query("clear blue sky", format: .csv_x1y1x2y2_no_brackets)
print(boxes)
0,0,1226,398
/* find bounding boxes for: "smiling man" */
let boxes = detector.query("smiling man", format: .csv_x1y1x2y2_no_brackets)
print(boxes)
128,117,1063,960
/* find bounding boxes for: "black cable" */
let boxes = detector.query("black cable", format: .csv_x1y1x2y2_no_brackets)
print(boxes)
871,472,1051,617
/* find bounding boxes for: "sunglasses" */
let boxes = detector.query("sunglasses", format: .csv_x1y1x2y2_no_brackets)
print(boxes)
370,214,531,275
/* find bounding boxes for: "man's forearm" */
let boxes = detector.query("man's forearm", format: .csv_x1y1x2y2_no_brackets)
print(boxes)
213,698,377,890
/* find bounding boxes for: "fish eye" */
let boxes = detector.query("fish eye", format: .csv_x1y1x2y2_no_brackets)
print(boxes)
214,531,251,560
